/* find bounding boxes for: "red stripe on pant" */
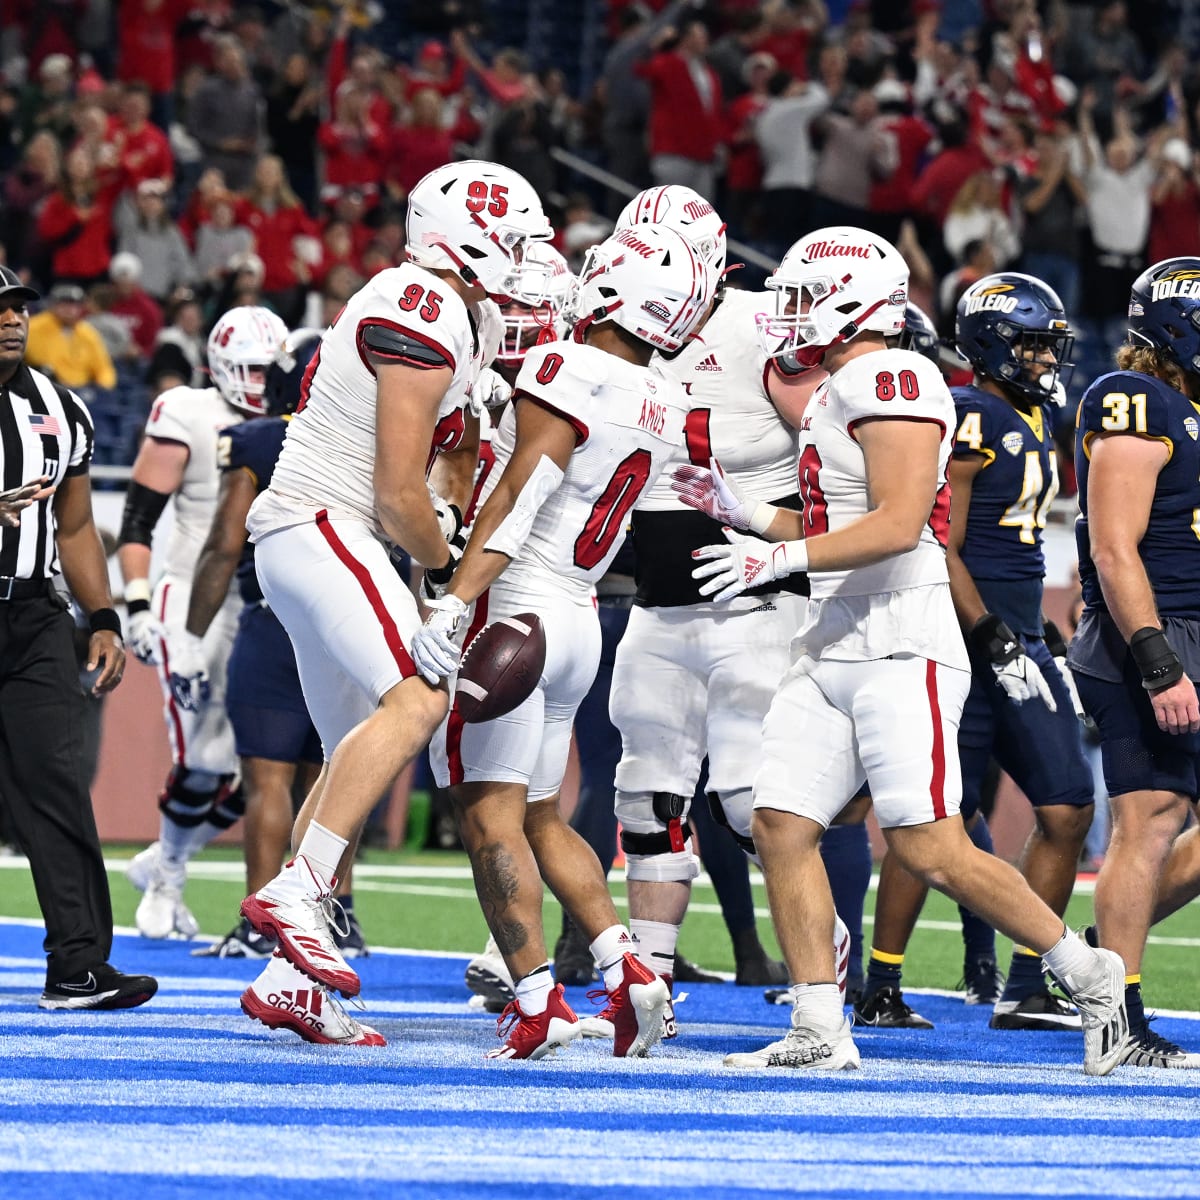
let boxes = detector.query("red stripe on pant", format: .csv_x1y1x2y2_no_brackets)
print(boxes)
446,590,489,786
157,581,186,765
314,510,416,680
925,659,947,820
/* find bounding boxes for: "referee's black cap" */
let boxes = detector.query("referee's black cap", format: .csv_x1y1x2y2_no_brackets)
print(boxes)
0,266,40,310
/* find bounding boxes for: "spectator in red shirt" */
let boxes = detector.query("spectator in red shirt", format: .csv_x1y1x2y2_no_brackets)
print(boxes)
724,52,776,237
107,251,164,358
116,0,189,130
399,41,468,102
911,112,990,269
113,84,173,196
1149,139,1200,265
869,79,935,243
326,13,395,129
315,219,361,288
450,30,532,108
386,89,455,203
243,155,317,320
636,20,725,199
318,87,389,206
756,0,826,81
70,102,124,195
37,144,117,287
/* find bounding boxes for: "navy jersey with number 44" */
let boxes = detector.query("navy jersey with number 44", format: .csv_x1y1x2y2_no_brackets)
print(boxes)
219,416,288,605
952,385,1058,634
1076,369,1200,620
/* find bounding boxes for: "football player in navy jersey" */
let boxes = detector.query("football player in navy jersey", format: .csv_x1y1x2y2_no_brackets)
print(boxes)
1068,258,1200,1067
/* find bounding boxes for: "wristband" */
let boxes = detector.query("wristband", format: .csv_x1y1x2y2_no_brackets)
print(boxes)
125,578,151,615
1042,618,1068,660
1129,626,1185,691
748,501,779,537
969,612,1021,666
425,552,456,587
88,607,123,636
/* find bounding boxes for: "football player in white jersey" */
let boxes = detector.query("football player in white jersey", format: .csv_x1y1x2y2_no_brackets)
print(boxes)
117,305,287,940
236,162,551,1041
607,185,827,1002
413,226,715,1059
673,226,1131,1075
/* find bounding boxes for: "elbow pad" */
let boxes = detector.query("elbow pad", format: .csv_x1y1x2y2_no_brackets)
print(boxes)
118,481,171,549
483,455,565,560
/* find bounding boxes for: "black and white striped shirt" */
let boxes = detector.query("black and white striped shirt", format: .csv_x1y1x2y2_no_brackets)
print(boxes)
0,364,94,581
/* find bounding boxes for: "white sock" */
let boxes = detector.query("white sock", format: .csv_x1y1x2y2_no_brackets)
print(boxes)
295,822,348,889
1041,926,1092,982
515,963,554,1015
630,918,678,979
790,983,844,1032
591,924,637,991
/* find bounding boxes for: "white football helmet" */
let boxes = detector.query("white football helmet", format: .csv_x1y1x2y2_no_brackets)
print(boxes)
497,243,576,364
569,226,714,354
405,160,553,302
616,185,727,276
207,306,289,413
758,226,908,366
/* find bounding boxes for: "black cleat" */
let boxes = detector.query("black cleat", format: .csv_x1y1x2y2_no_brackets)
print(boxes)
735,951,788,987
191,917,276,958
332,905,370,959
39,964,158,1011
1119,1019,1200,1068
553,921,597,987
675,953,724,985
961,957,1005,1005
853,985,934,1029
989,988,1081,1030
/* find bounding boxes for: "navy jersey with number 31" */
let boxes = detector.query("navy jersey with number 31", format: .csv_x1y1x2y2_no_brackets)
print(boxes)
1076,369,1200,619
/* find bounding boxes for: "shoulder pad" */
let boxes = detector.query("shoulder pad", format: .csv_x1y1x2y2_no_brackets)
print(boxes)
358,319,455,371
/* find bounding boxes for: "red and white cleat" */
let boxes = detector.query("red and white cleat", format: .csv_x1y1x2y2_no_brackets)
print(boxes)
593,953,670,1058
240,856,360,997
240,953,385,1046
486,983,582,1060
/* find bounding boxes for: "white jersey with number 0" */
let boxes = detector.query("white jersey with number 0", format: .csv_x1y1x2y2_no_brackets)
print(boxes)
638,288,798,512
481,341,689,598
249,263,498,541
144,384,247,580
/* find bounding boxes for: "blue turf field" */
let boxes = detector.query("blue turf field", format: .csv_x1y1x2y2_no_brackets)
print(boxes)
2,919,1198,1199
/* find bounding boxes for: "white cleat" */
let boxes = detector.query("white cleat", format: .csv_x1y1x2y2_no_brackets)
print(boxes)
724,1016,862,1071
465,935,515,1012
1056,947,1132,1077
241,953,385,1046
134,859,198,940
125,843,161,893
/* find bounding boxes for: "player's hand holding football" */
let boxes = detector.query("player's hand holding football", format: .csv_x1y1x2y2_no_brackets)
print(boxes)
691,528,807,602
167,630,211,712
411,594,468,685
672,456,776,534
970,613,1056,710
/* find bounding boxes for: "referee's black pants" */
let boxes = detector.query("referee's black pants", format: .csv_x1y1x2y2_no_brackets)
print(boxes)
0,588,113,983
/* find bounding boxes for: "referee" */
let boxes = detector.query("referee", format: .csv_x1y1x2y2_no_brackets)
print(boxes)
0,266,156,1011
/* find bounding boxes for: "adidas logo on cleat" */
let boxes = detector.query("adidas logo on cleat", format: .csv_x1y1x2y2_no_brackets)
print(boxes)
268,989,325,1032
767,1041,835,1068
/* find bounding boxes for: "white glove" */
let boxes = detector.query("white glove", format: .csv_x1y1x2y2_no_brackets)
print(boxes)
468,367,512,417
126,607,164,665
426,483,463,543
411,594,468,685
167,630,210,712
970,614,1057,711
691,528,808,603
671,456,775,534
1054,656,1086,719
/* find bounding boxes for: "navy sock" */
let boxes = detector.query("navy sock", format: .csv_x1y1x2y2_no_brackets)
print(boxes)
338,892,355,915
1002,948,1047,1002
864,950,904,997
1126,979,1146,1034
958,816,996,965
819,821,871,989
692,793,757,941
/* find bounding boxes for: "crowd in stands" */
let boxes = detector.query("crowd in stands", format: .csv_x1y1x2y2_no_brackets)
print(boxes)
1,0,1198,468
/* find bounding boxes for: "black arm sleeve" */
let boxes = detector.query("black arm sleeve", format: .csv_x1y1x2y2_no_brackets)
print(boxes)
118,481,172,549
360,323,454,370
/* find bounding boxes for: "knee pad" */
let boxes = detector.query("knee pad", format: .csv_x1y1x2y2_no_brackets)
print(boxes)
706,788,756,855
157,768,237,828
206,776,245,831
617,789,700,882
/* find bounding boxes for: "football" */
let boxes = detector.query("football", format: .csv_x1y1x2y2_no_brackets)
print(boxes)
454,612,547,723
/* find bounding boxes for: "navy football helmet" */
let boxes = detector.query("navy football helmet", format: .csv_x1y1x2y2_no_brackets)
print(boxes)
896,302,940,362
263,327,322,416
1127,257,1200,376
955,272,1073,405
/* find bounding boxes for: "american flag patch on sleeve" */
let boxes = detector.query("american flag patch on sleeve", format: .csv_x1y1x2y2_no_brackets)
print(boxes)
27,414,61,436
